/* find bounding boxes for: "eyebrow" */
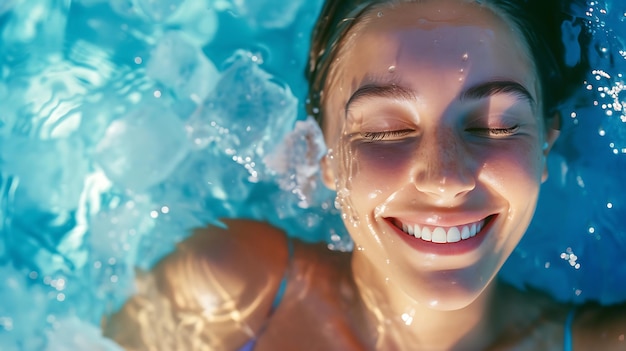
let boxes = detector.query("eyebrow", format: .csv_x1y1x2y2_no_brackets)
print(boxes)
460,80,535,106
345,79,535,113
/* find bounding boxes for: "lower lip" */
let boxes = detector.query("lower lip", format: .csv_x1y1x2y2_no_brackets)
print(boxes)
385,216,496,256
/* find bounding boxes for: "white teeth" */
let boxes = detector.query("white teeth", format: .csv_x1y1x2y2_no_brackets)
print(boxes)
398,218,488,243
422,227,432,241
447,227,461,243
461,226,470,240
432,227,447,243
413,224,421,239
407,223,414,235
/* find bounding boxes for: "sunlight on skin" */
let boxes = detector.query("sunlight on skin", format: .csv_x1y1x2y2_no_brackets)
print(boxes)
320,0,558,348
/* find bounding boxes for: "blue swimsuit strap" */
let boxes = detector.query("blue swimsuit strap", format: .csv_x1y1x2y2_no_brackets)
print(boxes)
239,236,294,351
564,307,576,351
270,236,294,311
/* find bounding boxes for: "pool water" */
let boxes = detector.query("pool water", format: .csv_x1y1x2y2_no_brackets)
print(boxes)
0,0,625,349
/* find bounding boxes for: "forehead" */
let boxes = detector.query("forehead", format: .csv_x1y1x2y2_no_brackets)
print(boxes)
341,1,533,76
323,0,538,120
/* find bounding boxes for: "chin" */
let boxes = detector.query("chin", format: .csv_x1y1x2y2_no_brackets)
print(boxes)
398,265,498,312
421,291,484,312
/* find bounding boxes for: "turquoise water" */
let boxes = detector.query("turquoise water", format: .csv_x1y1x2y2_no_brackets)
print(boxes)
0,0,625,349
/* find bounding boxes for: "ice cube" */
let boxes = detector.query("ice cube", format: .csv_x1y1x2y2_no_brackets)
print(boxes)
146,31,220,102
94,103,190,192
187,51,297,158
264,117,326,208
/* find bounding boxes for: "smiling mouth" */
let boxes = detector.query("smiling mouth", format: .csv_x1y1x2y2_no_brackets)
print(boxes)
392,215,496,244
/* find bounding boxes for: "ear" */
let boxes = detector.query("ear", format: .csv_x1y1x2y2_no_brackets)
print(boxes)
541,113,561,182
320,153,336,190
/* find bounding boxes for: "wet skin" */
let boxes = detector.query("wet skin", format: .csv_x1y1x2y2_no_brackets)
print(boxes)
321,0,555,314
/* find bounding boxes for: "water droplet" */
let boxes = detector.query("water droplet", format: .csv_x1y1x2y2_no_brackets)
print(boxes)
401,313,413,326
461,53,469,61
377,11,383,17
387,65,396,73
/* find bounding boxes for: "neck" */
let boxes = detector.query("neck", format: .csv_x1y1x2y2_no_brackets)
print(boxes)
352,252,500,350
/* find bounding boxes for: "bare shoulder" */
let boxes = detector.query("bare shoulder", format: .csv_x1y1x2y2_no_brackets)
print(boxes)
573,301,626,350
487,282,571,351
494,283,626,351
255,242,370,350
103,219,290,351
154,218,290,314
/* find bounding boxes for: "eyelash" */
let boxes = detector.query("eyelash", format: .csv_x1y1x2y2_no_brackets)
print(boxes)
360,129,413,141
469,125,520,136
359,125,519,141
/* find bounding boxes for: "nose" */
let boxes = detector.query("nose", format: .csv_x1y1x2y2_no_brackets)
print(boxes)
412,131,476,201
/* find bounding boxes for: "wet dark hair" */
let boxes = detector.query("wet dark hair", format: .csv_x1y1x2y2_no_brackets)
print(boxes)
305,0,590,129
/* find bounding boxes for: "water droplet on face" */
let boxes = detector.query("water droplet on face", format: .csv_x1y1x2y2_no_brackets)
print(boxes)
377,11,384,17
388,65,396,73
461,53,469,61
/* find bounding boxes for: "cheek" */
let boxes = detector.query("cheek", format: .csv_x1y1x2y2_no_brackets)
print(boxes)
477,141,544,199
340,140,417,196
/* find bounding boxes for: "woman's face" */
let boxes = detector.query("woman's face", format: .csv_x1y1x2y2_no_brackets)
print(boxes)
321,0,556,310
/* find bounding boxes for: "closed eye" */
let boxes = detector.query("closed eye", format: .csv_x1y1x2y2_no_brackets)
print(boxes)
360,129,414,141
466,125,520,137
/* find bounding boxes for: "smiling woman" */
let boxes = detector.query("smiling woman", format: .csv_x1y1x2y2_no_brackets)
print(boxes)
320,0,554,315
103,0,626,350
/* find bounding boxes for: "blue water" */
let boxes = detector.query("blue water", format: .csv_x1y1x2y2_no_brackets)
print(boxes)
0,0,625,349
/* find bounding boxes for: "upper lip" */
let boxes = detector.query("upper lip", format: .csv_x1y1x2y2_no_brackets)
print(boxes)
383,211,499,229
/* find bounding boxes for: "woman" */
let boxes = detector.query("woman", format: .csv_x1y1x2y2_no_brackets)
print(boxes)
104,0,626,349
